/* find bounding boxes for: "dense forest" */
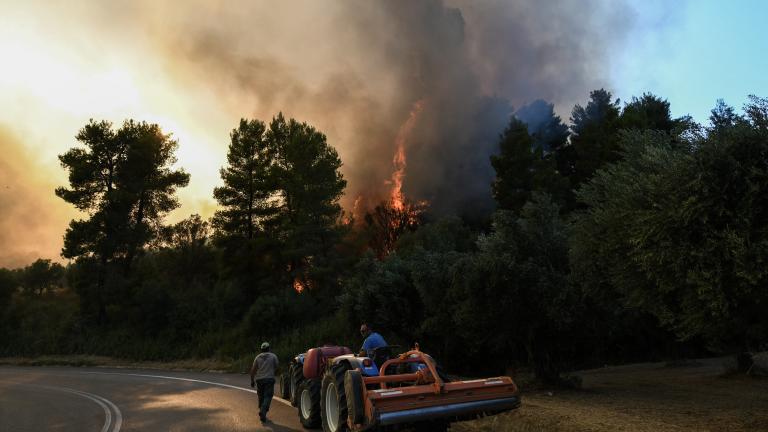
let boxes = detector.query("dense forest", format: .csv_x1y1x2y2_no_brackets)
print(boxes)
1,91,766,384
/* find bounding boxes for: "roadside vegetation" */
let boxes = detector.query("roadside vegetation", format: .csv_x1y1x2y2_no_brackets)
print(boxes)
454,357,768,432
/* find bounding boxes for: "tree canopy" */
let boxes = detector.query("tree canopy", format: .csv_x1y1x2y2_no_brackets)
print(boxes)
572,97,768,350
56,119,189,321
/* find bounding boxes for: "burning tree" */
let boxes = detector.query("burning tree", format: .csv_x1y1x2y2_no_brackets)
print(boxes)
363,199,426,259
357,99,428,258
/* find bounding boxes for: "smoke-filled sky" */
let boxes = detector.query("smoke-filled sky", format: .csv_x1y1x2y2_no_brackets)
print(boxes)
3,0,762,268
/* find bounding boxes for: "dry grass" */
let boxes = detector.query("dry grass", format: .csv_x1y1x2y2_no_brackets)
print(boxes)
451,357,768,432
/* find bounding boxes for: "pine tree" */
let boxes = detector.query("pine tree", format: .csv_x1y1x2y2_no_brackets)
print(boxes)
267,114,347,289
491,114,569,212
567,89,621,186
56,120,189,322
212,119,277,240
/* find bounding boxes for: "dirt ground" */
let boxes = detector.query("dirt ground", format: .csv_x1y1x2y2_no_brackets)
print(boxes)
452,357,768,432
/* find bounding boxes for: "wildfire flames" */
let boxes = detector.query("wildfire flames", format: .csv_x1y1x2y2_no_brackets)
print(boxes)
389,100,425,212
293,278,306,293
351,98,430,259
310,99,430,267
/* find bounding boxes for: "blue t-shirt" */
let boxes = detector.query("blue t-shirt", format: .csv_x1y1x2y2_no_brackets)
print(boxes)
362,332,387,358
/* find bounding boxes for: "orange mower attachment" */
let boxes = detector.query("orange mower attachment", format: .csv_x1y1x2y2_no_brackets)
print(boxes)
343,350,521,431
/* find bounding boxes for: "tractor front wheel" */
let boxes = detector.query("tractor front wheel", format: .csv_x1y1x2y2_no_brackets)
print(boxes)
298,378,321,428
321,363,351,432
344,369,365,426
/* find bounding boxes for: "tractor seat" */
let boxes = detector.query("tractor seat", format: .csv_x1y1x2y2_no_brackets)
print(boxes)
371,346,392,370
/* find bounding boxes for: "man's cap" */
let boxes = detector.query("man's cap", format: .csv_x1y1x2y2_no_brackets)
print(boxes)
260,342,270,350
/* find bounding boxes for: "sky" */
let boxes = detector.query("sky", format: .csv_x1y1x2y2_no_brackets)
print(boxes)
614,0,768,122
0,0,765,267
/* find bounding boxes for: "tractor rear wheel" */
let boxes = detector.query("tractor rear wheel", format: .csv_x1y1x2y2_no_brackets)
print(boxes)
321,363,351,432
298,378,321,428
290,363,305,407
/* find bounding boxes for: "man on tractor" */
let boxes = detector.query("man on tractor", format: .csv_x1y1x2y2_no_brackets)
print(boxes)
359,323,387,360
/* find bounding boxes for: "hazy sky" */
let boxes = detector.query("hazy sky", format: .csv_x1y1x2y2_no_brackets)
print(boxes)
614,0,767,122
0,0,763,267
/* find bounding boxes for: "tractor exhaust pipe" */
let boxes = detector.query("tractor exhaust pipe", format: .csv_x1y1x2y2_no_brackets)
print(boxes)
377,397,521,426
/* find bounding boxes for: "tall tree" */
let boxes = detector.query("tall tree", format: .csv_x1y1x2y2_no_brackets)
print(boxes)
212,119,276,240
619,93,676,133
118,121,191,272
268,114,347,289
709,99,743,135
211,114,346,294
491,114,569,212
56,120,188,322
491,117,536,211
566,89,621,186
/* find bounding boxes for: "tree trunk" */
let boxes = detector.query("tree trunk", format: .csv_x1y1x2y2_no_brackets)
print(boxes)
96,252,108,325
526,329,561,385
124,190,146,275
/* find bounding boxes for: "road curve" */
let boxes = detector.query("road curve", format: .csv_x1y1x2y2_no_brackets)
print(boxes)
0,366,304,431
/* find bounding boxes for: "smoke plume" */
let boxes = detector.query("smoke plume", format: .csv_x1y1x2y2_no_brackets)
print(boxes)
143,0,630,215
0,0,637,264
0,127,77,267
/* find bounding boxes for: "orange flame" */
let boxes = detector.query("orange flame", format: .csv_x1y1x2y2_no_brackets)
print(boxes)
293,277,306,293
390,100,425,211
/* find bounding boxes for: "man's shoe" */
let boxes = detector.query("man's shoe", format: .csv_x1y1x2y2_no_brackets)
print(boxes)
259,414,266,422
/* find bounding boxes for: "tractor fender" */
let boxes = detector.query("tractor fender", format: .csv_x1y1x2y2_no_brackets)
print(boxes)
292,353,305,366
332,354,379,377
303,346,353,379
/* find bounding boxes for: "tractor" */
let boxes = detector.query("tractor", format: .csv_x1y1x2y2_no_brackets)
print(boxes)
280,344,520,431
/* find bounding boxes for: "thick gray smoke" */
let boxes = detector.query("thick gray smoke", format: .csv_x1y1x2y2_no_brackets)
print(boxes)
0,0,637,265
149,0,631,217
355,1,630,215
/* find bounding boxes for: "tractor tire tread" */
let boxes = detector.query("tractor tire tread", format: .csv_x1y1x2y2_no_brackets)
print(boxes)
279,372,290,399
344,369,365,426
299,378,321,428
291,363,305,407
321,363,351,432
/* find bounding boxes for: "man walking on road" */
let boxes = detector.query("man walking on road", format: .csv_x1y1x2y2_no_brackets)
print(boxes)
250,342,279,422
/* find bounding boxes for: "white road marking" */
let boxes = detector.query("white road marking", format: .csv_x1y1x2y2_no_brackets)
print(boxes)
34,384,122,432
81,371,293,407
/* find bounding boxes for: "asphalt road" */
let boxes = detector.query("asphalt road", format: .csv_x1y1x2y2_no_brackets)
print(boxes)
0,366,304,431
